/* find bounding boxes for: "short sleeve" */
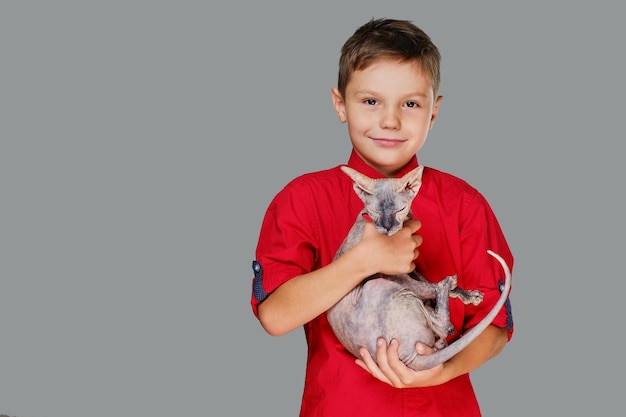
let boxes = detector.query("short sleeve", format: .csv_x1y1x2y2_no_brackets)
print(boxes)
250,181,319,317
458,190,514,340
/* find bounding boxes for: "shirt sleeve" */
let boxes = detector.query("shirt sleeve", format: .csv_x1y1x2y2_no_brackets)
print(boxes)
458,189,514,340
250,181,319,318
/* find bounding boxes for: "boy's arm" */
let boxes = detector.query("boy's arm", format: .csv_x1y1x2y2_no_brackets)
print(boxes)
443,324,508,377
257,245,370,336
258,220,422,336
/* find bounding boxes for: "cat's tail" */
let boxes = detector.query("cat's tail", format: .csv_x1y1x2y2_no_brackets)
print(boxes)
406,250,512,371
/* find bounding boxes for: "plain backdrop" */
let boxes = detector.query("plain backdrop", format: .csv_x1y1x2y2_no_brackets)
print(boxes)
1,2,624,416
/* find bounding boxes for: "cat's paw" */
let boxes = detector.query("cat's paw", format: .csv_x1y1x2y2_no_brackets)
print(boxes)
467,290,484,305
444,275,458,289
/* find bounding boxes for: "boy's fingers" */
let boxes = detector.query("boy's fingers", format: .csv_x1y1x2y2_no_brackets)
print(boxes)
415,341,434,355
358,346,393,385
404,219,422,233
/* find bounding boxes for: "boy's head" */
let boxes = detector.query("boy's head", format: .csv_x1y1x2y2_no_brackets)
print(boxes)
332,18,444,177
337,18,441,99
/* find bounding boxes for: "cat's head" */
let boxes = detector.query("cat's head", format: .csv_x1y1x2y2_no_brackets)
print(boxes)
341,165,424,236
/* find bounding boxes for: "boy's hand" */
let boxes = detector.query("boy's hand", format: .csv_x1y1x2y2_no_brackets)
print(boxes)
355,338,447,388
359,218,423,276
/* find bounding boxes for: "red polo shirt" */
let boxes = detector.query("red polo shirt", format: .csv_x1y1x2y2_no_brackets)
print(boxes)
251,150,514,417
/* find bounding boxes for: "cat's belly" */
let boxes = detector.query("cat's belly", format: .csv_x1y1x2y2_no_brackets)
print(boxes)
327,277,436,365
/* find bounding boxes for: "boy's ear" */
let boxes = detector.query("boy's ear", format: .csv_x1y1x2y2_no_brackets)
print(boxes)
429,95,443,130
331,87,347,123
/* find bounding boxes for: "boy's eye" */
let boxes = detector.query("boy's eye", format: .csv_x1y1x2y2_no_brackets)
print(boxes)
364,99,377,105
405,101,420,108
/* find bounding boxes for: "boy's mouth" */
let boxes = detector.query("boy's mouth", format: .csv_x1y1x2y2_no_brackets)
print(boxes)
372,138,406,147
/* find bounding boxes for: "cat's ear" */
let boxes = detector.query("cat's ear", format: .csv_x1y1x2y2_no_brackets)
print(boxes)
340,166,376,194
396,165,425,193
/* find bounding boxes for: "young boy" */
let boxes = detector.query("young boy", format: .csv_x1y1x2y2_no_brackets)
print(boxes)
250,18,513,416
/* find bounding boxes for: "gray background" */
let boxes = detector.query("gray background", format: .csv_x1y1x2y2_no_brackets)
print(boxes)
1,1,624,416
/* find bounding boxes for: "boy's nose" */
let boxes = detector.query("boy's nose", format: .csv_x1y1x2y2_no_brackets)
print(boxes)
380,108,400,129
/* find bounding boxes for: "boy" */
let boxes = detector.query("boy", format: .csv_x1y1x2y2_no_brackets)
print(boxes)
250,18,513,416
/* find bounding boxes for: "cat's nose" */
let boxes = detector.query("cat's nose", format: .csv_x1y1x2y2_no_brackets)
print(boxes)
380,218,397,235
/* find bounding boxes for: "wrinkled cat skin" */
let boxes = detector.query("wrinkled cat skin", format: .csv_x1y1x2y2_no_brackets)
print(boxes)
327,166,512,371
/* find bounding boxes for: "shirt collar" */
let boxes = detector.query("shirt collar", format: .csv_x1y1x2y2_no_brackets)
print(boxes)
346,149,419,179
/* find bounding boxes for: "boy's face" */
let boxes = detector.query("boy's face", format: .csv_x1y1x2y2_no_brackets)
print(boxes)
332,59,442,177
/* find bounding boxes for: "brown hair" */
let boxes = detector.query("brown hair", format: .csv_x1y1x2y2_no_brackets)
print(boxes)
337,18,441,98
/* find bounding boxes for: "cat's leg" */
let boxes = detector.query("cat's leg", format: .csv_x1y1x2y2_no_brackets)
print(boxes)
333,214,367,260
428,276,456,343
403,271,440,301
405,271,482,305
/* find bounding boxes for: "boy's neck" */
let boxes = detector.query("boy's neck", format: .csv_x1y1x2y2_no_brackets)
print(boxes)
347,149,419,179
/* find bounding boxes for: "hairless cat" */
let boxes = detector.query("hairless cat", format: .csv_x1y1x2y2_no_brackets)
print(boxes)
327,166,512,371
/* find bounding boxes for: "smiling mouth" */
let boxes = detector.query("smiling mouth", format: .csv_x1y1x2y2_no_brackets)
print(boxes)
372,138,405,147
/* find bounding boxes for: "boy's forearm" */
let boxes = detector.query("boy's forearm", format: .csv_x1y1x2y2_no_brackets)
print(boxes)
442,325,508,382
257,248,372,336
